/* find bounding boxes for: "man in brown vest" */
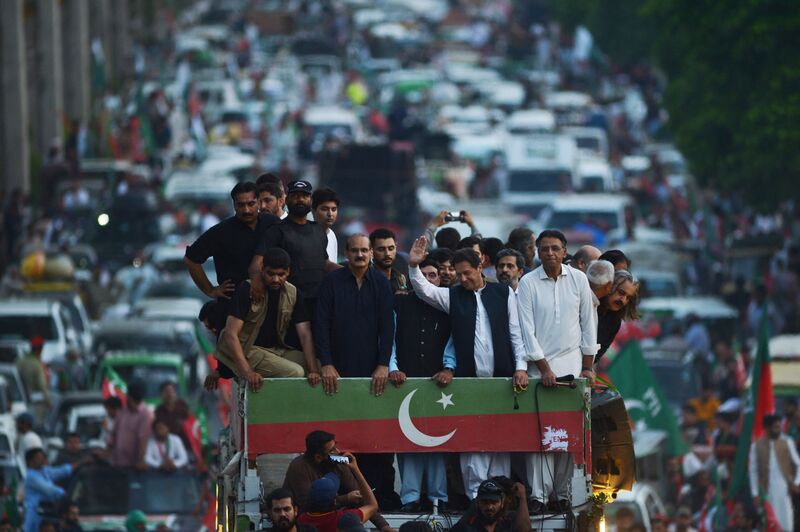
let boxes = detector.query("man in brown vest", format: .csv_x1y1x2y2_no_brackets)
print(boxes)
215,248,321,391
749,414,800,530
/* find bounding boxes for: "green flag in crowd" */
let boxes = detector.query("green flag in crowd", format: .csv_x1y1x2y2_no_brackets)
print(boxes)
606,341,688,456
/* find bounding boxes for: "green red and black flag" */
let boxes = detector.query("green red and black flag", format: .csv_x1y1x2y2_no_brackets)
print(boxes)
245,378,589,460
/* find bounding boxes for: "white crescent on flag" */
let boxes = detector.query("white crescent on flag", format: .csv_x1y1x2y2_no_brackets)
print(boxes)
398,388,457,447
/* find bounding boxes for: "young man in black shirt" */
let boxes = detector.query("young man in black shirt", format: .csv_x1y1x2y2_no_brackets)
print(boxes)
184,182,279,305
216,248,321,391
249,180,340,314
451,480,531,532
262,488,317,532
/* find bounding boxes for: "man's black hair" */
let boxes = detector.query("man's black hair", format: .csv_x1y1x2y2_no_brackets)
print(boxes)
435,227,461,250
419,258,439,270
230,181,257,200
256,172,283,188
127,379,145,404
457,235,481,250
506,227,534,249
25,447,45,465
159,381,176,393
65,432,81,440
535,229,567,248
265,487,296,509
263,248,291,270
304,430,335,458
369,228,396,246
257,181,284,199
429,248,454,265
312,187,340,209
598,249,631,269
480,237,504,265
496,248,525,270
451,249,481,269
199,300,227,333
103,396,122,409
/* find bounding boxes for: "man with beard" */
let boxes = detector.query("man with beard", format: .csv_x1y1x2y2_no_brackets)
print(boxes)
429,248,457,287
284,431,391,532
495,249,524,293
749,414,800,531
450,480,531,532
595,269,639,362
516,230,598,514
314,234,399,509
250,181,340,314
262,488,316,532
408,239,527,499
185,182,279,309
256,173,287,218
216,248,321,390
370,228,407,293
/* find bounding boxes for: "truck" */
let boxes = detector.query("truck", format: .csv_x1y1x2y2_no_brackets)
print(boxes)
217,377,604,531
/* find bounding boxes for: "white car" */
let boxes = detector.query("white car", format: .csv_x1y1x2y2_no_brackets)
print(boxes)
604,482,667,531
0,299,75,364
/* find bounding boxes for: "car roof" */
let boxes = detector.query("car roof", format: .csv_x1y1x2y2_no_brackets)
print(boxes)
0,299,58,315
550,193,632,210
95,319,194,336
770,335,800,359
639,297,738,319
101,351,184,365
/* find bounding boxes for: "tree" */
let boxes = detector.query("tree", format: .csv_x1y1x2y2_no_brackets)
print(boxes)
550,0,800,210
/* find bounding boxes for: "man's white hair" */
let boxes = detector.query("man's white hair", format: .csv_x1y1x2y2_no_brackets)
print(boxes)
586,260,615,286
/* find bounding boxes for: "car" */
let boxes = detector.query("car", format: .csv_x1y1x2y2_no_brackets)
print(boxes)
575,157,614,192
769,334,800,397
535,193,633,248
134,297,204,322
44,391,107,455
66,465,209,531
503,135,578,199
304,106,364,149
562,126,609,160
94,352,193,404
0,299,74,364
638,296,738,345
637,270,683,298
641,344,702,416
93,319,202,366
0,364,29,416
0,339,27,364
22,287,94,355
505,109,557,135
604,482,667,531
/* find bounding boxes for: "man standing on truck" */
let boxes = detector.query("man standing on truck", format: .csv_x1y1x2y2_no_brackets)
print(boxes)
184,182,279,309
516,230,598,514
314,234,399,510
370,228,408,294
249,180,341,314
215,248,321,391
312,188,340,264
389,257,451,512
407,237,528,500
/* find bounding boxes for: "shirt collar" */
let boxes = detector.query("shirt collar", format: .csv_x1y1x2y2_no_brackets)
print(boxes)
536,264,569,280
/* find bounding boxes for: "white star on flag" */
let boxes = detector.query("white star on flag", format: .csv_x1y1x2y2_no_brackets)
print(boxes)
436,392,455,410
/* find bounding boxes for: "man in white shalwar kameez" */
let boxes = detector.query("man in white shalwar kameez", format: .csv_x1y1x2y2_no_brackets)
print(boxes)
749,414,800,531
516,230,598,513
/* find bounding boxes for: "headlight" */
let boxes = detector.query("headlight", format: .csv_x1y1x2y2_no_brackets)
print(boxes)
97,213,110,226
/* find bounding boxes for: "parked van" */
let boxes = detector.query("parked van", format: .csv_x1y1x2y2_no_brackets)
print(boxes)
562,126,609,160
576,157,614,192
536,193,632,247
505,109,556,135
0,299,74,364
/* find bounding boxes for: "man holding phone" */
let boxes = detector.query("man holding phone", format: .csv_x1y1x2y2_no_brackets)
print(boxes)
283,431,393,532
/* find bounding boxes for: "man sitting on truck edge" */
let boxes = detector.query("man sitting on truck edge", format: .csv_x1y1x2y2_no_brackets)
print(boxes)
214,248,321,391
261,488,316,532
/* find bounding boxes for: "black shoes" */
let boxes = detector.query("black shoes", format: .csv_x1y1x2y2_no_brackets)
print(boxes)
547,499,571,513
528,499,547,515
399,501,423,513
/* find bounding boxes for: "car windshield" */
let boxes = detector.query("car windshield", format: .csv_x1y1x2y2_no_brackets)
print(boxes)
105,364,179,398
644,360,701,410
547,210,619,231
143,280,207,301
0,371,24,402
508,170,569,192
69,468,201,515
0,316,58,341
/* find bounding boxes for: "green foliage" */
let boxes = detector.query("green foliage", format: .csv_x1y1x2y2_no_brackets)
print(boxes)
647,0,800,210
549,0,800,210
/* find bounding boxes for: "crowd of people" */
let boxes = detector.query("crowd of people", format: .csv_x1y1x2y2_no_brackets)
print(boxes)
191,176,640,527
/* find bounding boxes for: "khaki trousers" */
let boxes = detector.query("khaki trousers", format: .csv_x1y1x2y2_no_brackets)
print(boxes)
248,346,308,378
